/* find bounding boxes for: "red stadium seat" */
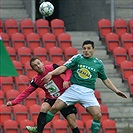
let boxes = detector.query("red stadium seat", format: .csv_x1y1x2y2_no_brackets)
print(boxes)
97,19,112,40
120,33,133,51
76,104,92,122
23,91,38,107
14,74,30,92
43,121,52,133
127,75,133,96
5,89,20,101
26,32,41,50
43,60,53,65
11,32,25,50
57,33,72,51
50,19,65,37
113,47,127,67
0,104,12,125
35,19,50,37
17,46,32,65
52,119,69,133
56,60,65,66
128,47,133,62
12,60,24,75
37,89,46,104
101,119,117,133
105,32,120,53
76,120,85,133
12,104,29,123
0,76,15,93
85,119,93,133
6,46,17,61
29,104,41,124
94,90,102,104
0,19,4,32
0,32,10,47
42,33,56,51
120,60,133,81
114,18,128,36
20,18,34,36
33,47,47,62
3,119,19,133
4,18,19,36
49,47,64,63
64,46,78,61
128,18,133,34
19,119,34,133
0,90,4,104
24,61,37,79
100,104,109,122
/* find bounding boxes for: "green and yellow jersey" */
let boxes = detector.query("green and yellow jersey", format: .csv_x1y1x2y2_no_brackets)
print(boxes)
64,54,107,90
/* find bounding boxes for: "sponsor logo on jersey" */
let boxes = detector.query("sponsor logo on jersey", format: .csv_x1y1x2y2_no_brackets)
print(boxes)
77,68,92,79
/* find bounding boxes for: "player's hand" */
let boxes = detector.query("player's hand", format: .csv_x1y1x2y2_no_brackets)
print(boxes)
63,81,70,88
42,72,52,83
116,91,127,98
6,101,13,106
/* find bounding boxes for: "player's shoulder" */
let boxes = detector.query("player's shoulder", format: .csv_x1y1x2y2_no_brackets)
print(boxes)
93,57,104,65
72,54,83,59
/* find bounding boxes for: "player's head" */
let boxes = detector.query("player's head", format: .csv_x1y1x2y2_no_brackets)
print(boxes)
82,40,95,58
30,57,44,74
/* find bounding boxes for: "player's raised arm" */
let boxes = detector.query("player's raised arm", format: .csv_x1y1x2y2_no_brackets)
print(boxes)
42,66,67,82
102,78,127,98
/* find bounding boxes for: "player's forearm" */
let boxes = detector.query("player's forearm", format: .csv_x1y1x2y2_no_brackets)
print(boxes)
64,69,72,81
50,66,67,76
12,86,35,105
103,78,118,93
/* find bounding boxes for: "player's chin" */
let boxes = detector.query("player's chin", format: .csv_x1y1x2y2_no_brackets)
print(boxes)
83,54,90,58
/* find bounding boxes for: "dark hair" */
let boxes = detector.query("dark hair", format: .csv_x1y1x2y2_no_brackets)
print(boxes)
30,57,41,68
82,40,94,49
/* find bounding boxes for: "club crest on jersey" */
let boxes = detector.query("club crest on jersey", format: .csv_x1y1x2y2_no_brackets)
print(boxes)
77,68,92,79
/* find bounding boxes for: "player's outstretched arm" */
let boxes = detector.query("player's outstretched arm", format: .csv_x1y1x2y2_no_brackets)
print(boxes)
42,66,67,82
102,78,127,98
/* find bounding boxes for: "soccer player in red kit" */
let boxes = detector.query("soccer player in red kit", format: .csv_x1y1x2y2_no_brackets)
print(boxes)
6,57,80,133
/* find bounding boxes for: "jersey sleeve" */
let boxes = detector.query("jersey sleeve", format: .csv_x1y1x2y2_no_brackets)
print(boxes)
63,69,72,81
98,62,108,80
11,85,36,105
64,54,78,69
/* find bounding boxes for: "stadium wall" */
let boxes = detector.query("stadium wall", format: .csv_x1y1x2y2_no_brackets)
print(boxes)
58,0,111,31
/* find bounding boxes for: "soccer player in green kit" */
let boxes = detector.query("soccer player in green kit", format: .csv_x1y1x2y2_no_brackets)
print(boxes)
43,40,127,133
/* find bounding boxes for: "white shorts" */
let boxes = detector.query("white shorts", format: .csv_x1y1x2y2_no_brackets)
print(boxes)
58,84,100,108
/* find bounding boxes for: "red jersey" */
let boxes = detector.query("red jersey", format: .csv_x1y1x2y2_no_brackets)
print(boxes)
11,64,72,105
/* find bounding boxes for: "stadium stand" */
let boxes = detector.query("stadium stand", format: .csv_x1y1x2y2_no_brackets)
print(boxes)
1,16,133,132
